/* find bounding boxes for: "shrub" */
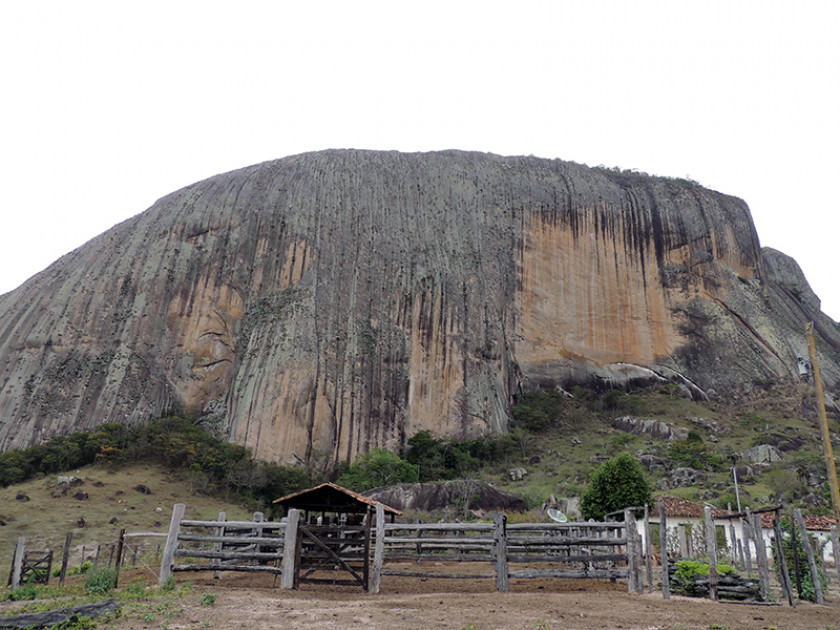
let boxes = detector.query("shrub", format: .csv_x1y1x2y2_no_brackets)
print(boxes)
85,567,118,594
337,448,418,491
579,453,652,521
773,516,828,602
200,593,217,606
511,391,565,432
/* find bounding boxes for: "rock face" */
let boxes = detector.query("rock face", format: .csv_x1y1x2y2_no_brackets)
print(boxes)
365,481,527,513
1,150,839,464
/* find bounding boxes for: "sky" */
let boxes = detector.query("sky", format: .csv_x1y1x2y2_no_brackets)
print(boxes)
2,2,838,320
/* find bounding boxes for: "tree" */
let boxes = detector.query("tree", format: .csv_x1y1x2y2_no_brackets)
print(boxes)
337,448,418,492
579,453,652,521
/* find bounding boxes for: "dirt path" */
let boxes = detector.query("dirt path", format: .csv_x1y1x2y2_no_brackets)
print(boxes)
105,572,840,630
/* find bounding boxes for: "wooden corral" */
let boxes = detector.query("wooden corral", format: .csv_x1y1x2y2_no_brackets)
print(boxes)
160,503,640,594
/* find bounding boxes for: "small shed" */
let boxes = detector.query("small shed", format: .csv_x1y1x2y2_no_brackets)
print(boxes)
272,483,401,590
273,482,403,524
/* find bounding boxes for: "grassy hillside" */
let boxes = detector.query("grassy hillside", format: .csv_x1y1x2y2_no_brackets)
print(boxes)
0,464,255,571
491,381,838,515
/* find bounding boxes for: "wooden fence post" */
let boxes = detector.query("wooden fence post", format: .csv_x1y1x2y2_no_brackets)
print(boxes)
644,505,653,593
740,517,753,576
729,522,737,564
250,512,263,566
704,507,717,601
11,537,25,590
793,508,824,605
493,512,509,592
114,529,126,587
752,513,769,601
625,510,637,594
658,501,669,599
369,504,385,594
159,503,186,585
677,525,688,558
280,509,299,589
59,532,72,587
772,513,794,606
213,511,226,580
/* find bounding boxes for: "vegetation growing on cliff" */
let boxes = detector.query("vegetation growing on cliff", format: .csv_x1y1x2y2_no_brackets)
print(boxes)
0,379,835,520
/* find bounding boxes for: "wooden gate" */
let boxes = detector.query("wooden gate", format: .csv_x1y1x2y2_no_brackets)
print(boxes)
294,515,372,588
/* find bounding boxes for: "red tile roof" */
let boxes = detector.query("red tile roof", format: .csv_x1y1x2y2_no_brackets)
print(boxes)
654,495,732,519
759,512,837,532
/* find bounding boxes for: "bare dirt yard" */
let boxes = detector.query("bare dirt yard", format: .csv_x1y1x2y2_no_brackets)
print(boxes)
102,567,840,630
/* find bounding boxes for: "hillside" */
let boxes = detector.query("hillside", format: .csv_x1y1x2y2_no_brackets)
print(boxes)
492,381,839,516
2,376,836,574
0,464,255,569
1,150,839,469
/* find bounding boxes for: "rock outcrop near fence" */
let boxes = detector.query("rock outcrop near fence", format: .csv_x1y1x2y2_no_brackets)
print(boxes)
160,504,640,594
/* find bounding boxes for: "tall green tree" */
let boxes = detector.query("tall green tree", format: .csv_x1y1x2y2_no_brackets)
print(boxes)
337,448,418,492
580,453,652,521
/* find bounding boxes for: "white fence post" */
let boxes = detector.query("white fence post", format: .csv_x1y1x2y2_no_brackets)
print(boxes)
369,504,385,593
159,503,186,585
280,509,300,589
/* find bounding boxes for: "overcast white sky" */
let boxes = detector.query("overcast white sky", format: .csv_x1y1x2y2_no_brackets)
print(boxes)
2,2,838,320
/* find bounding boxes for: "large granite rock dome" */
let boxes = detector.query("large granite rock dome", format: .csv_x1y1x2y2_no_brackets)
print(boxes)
1,150,837,463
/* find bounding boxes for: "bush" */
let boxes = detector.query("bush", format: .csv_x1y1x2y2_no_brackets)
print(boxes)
773,516,828,602
511,391,565,432
337,448,418,491
85,567,118,595
579,453,652,521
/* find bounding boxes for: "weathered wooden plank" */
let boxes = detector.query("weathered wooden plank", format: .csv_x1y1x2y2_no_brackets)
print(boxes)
381,569,496,579
173,564,283,574
383,536,493,547
508,568,629,579
494,512,509,592
280,509,300,589
704,507,718,601
772,512,794,606
508,536,627,547
177,534,285,545
659,500,669,600
0,599,120,629
159,503,186,585
369,504,385,593
174,549,282,561
508,523,626,532
384,523,494,533
380,553,494,562
180,519,286,529
506,553,628,564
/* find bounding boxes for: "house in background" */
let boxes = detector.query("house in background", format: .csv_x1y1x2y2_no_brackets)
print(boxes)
647,495,837,566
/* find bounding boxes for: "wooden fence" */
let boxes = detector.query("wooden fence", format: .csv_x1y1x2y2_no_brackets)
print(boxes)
160,504,640,594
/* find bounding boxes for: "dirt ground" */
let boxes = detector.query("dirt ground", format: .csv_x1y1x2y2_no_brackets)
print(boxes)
101,566,840,630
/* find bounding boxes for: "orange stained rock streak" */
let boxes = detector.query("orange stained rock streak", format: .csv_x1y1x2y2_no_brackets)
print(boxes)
519,209,678,368
406,281,465,438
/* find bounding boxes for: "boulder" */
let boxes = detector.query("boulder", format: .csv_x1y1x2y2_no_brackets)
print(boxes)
738,444,783,463
671,467,706,487
509,467,528,481
638,454,668,471
366,480,527,513
611,416,686,441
